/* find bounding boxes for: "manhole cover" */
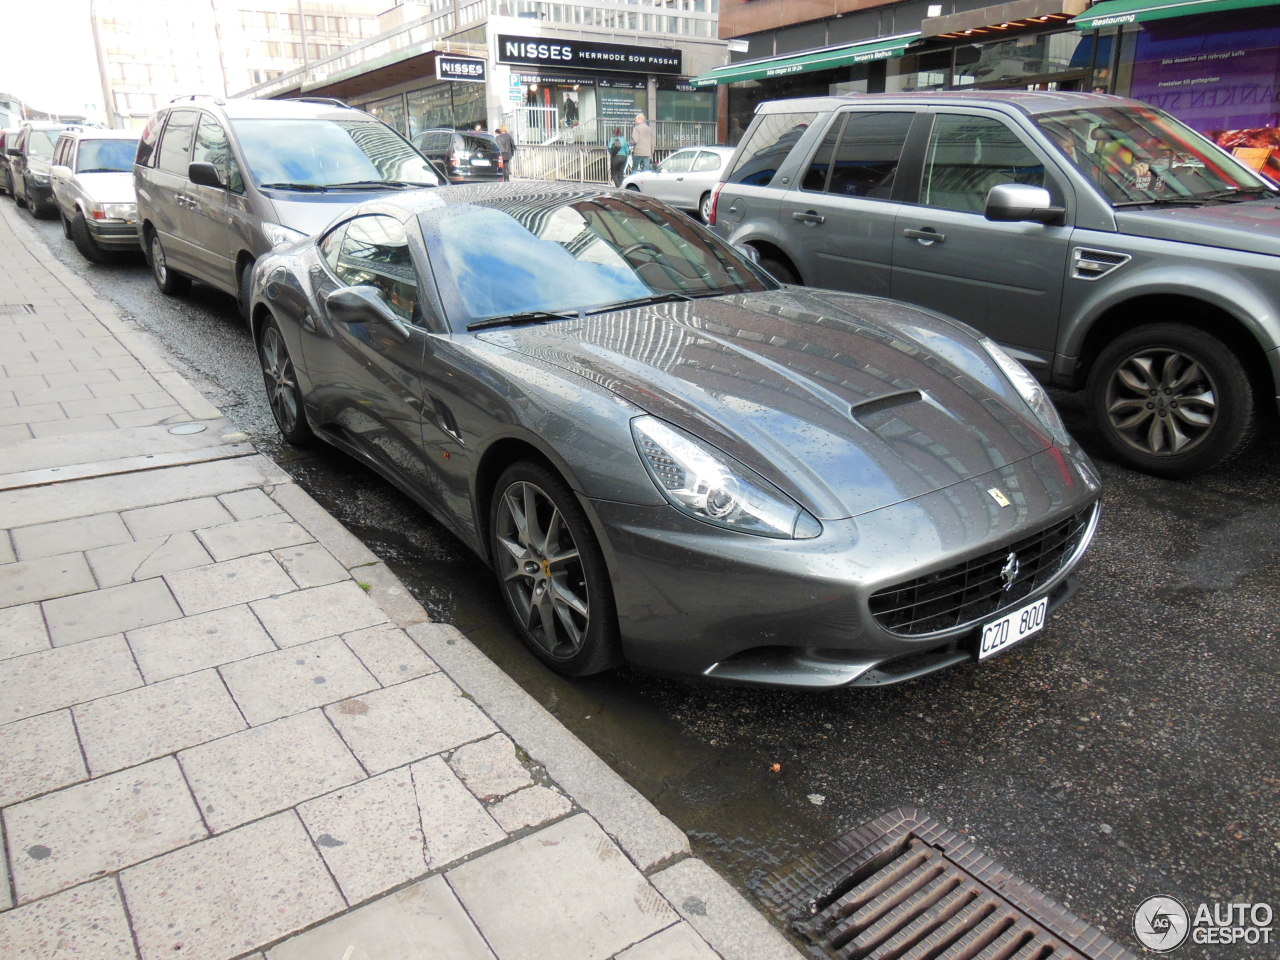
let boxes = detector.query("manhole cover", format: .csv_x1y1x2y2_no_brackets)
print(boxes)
168,423,209,435
0,304,36,315
757,807,1136,960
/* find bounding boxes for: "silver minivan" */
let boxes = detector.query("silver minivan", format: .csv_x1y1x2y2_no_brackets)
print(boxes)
710,92,1280,479
134,96,441,321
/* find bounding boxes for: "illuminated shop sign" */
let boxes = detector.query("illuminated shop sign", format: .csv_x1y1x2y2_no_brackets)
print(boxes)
496,34,682,74
437,56,487,83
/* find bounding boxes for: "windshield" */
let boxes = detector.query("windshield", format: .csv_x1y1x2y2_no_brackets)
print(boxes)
422,194,774,330
1036,105,1274,205
231,118,440,188
77,138,138,173
28,130,58,159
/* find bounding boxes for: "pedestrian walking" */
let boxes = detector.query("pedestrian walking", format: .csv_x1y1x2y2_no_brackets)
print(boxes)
495,126,516,181
607,127,630,186
629,113,654,173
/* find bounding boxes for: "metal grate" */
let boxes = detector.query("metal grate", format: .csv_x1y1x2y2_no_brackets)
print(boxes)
0,304,36,315
869,505,1096,636
757,808,1137,960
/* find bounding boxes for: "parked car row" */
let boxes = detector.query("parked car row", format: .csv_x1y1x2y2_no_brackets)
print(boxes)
707,91,1280,480
8,94,1107,689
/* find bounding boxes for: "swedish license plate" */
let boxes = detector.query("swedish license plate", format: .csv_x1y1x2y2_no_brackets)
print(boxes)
472,158,491,166
978,596,1048,660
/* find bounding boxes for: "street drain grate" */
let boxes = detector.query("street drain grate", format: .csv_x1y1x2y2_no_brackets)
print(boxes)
0,304,36,315
757,807,1136,960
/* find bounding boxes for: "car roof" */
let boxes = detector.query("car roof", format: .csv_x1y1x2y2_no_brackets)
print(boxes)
163,96,375,122
755,90,1142,118
57,128,139,141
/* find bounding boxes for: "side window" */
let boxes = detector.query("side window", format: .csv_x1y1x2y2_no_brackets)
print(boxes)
803,112,914,198
691,151,721,173
319,222,347,274
330,215,420,323
156,110,198,176
53,137,69,166
136,110,166,167
661,151,695,173
192,114,244,193
725,111,818,187
921,114,1046,213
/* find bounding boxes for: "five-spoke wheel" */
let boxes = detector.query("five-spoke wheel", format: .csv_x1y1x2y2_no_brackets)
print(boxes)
258,318,313,446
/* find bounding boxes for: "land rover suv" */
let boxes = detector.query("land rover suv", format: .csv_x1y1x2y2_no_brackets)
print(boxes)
134,96,441,321
709,92,1280,478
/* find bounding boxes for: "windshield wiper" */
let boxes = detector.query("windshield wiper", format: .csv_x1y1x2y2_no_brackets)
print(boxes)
1111,196,1208,208
1194,187,1277,202
324,180,428,189
466,309,582,331
259,181,329,192
584,292,696,316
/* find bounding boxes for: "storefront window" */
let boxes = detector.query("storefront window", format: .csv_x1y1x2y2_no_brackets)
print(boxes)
452,81,486,130
886,50,952,92
656,86,714,123
365,94,407,135
407,85,454,135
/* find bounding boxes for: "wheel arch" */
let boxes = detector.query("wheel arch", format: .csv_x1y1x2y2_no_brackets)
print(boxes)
1074,294,1275,403
744,239,803,283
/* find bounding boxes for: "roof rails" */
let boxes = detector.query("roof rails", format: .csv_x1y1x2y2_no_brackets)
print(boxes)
286,97,348,108
168,94,226,105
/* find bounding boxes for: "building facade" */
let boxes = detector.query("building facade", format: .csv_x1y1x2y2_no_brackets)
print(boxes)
238,0,726,145
693,0,1279,157
90,0,384,128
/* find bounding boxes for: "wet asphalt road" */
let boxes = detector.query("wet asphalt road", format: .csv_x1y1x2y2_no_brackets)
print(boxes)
25,213,1279,959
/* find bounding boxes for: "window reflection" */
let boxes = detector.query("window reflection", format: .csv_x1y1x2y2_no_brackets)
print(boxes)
332,215,420,322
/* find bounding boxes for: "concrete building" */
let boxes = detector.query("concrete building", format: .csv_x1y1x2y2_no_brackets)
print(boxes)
90,0,386,128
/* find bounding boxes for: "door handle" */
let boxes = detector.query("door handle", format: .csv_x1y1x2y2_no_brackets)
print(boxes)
792,210,825,225
903,227,945,244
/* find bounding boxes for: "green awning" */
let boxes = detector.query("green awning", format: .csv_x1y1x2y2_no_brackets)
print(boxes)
691,33,920,88
1072,0,1278,29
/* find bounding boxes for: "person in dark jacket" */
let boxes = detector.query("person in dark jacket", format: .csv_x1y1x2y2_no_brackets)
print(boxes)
608,127,629,187
495,127,516,180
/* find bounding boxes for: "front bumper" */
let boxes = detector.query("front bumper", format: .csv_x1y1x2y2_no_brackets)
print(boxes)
590,447,1101,688
88,219,142,248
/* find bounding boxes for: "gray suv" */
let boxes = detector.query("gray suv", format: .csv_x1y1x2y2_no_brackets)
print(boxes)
710,92,1280,478
134,96,440,321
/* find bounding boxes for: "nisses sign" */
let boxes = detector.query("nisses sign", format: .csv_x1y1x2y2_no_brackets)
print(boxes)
496,35,681,74
437,56,486,83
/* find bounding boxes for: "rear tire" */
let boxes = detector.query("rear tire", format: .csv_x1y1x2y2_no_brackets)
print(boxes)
758,255,799,285
1086,322,1255,478
698,191,712,223
70,212,108,263
148,232,191,296
489,462,621,676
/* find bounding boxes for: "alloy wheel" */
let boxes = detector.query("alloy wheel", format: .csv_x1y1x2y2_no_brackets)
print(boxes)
493,480,590,662
1102,345,1217,456
260,324,301,436
151,236,168,285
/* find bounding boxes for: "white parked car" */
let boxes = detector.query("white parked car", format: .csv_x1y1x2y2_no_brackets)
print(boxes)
621,145,734,222
50,129,141,262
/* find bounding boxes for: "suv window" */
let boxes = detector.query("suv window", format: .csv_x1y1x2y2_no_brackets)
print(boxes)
802,112,913,198
725,112,817,187
24,129,59,159
137,110,166,167
157,110,198,176
330,215,420,322
920,114,1046,213
53,136,72,167
192,114,243,192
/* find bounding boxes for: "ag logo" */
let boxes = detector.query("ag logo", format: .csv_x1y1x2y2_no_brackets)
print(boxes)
1134,895,1190,952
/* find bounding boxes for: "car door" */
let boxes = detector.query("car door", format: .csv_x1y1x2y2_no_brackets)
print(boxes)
302,214,439,494
891,110,1073,370
645,149,695,206
682,150,725,212
780,109,916,297
186,111,248,293
147,109,201,274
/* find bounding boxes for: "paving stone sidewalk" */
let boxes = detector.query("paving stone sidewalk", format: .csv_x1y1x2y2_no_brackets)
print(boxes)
0,204,805,960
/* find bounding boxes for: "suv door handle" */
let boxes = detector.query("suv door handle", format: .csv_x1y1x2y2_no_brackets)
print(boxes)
792,210,825,225
903,227,945,244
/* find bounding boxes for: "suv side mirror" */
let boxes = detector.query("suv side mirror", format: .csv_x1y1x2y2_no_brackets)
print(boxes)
188,161,224,189
985,183,1065,225
324,286,412,343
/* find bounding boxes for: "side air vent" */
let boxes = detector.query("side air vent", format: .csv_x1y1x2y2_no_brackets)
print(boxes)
1072,248,1130,281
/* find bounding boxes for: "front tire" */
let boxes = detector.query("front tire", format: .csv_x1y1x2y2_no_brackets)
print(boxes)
237,260,255,325
258,316,313,447
1086,322,1255,478
489,462,621,676
148,232,190,296
70,212,108,263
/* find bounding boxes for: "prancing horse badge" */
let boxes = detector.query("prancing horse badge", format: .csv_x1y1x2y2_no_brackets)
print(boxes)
988,488,1012,508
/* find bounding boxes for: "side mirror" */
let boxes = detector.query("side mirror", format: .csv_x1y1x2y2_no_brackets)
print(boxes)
324,286,412,343
985,183,1065,225
50,165,72,180
188,161,224,189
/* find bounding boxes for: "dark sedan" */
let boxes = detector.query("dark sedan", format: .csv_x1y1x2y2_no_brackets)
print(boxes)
250,182,1101,688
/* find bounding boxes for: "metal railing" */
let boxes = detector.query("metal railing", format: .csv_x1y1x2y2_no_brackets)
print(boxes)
510,144,613,183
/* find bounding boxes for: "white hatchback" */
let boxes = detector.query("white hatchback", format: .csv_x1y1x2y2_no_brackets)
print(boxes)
621,145,734,222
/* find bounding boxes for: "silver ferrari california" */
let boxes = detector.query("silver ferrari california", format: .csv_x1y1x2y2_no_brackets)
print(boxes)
250,181,1101,688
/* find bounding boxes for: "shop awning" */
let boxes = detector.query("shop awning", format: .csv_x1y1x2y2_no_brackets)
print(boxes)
690,33,920,87
1072,0,1279,29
